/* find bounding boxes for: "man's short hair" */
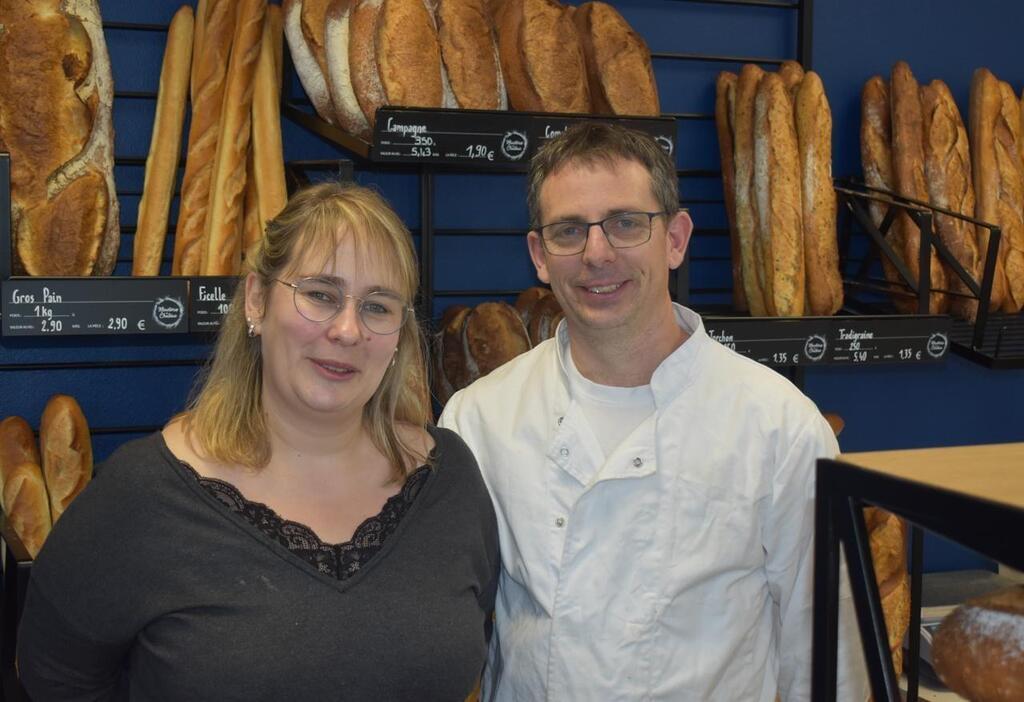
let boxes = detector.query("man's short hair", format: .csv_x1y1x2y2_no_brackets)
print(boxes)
526,122,680,228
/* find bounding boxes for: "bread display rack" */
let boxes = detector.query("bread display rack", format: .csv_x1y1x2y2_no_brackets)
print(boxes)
835,179,1024,369
812,443,1024,701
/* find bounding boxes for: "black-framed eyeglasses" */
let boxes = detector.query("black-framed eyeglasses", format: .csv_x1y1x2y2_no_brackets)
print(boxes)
535,211,668,256
274,278,412,335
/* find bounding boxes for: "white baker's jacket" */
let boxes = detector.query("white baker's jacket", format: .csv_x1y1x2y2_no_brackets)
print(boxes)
439,305,868,701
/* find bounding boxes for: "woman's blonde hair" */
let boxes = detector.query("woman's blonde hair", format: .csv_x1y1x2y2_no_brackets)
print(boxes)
184,181,431,481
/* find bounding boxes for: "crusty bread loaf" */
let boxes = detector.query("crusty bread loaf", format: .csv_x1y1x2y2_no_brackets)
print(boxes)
0,0,119,276
732,64,768,316
242,147,262,258
572,2,658,116
133,6,195,276
251,4,288,230
349,0,387,128
932,585,1024,702
173,0,237,275
861,76,912,311
2,460,52,559
920,80,982,322
526,293,562,345
995,80,1024,313
754,72,805,317
778,59,804,99
514,286,551,329
283,0,336,124
969,68,1010,311
269,3,284,88
890,61,948,313
192,0,209,102
865,507,910,677
325,0,372,137
437,0,506,110
795,71,842,316
300,0,332,86
201,0,267,276
376,0,445,112
463,302,531,378
441,305,473,400
0,416,41,488
715,72,747,312
40,395,92,525
497,0,590,113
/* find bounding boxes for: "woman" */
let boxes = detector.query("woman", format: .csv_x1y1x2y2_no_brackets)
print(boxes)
18,183,499,700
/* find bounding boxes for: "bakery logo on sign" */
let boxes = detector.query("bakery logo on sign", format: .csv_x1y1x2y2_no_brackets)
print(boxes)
501,130,528,160
926,332,948,358
655,135,674,156
804,334,827,361
153,296,185,330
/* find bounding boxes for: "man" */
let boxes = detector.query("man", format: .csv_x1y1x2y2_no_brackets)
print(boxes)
439,123,867,700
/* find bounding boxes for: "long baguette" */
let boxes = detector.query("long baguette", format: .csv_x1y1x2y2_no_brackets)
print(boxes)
133,6,194,276
715,71,746,312
242,145,262,258
754,72,804,317
920,80,982,321
796,71,842,316
201,0,267,276
995,80,1024,312
191,0,208,102
251,4,288,229
3,463,52,559
890,61,948,313
40,395,92,525
968,68,1009,310
173,0,236,275
732,63,768,316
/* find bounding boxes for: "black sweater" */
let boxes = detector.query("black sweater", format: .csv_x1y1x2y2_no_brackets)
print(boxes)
18,428,499,701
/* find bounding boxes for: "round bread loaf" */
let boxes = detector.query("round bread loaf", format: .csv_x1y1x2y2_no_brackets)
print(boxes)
932,585,1024,702
527,293,562,345
434,305,470,404
515,286,551,328
463,302,531,378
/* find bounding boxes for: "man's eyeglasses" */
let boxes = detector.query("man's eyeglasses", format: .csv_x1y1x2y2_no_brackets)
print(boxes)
274,278,412,335
535,211,668,256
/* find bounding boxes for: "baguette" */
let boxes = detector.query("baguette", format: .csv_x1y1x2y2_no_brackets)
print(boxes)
349,0,387,128
40,395,92,525
133,6,195,276
251,5,289,228
283,0,336,124
269,3,284,89
0,416,41,491
573,2,658,116
192,0,209,102
173,0,237,275
778,59,804,98
242,146,262,258
437,0,506,110
325,0,372,137
754,72,804,317
1,0,119,277
376,0,445,110
732,64,768,316
920,80,982,321
715,72,747,312
890,61,948,313
201,0,267,276
969,68,1010,311
995,81,1024,312
795,71,842,315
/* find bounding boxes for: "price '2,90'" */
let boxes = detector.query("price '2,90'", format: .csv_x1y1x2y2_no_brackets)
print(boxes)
108,317,128,331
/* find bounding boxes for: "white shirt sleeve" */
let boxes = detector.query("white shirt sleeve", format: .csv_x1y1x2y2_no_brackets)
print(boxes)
764,415,869,702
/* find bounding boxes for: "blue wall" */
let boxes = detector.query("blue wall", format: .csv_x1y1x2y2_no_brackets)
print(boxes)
1,0,1021,571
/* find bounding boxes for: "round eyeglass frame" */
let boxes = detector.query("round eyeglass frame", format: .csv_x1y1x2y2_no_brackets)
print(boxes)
535,211,669,256
273,278,413,335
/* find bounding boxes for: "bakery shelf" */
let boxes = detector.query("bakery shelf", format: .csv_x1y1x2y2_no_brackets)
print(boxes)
813,444,1024,701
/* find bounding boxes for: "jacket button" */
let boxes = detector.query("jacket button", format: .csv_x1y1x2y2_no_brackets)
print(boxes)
560,447,569,457
557,416,564,425
632,457,643,467
555,517,566,528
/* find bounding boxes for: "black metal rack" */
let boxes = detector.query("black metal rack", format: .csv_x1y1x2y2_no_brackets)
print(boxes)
836,179,1024,368
812,445,1024,701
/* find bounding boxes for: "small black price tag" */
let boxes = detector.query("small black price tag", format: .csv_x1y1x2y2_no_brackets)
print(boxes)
189,277,240,332
372,108,676,169
705,317,833,366
1,278,189,336
829,316,950,364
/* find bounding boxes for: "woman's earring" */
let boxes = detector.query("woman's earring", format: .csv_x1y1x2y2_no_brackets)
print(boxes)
390,350,397,367
247,318,257,338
